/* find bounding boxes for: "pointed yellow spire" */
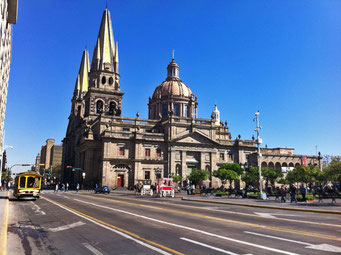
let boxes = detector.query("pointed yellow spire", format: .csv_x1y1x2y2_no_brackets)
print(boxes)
114,41,119,73
91,9,116,72
74,49,90,99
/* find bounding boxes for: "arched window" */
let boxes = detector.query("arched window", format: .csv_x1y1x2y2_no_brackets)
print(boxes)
96,100,103,114
109,102,116,115
162,104,168,117
184,105,188,117
174,104,180,116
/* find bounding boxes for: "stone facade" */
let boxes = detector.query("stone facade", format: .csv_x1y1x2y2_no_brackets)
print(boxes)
62,8,321,189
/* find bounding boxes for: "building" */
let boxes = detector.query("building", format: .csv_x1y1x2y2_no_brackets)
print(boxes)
62,8,321,189
0,0,17,148
40,139,63,178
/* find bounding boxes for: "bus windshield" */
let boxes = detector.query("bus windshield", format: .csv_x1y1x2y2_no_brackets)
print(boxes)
27,176,40,189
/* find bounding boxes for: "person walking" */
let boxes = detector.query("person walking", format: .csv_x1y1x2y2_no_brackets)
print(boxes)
186,184,190,195
290,184,297,203
280,185,286,203
76,183,80,192
55,183,59,193
66,182,69,192
300,184,307,202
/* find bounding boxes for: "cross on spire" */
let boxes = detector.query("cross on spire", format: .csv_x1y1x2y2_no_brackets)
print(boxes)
172,49,175,60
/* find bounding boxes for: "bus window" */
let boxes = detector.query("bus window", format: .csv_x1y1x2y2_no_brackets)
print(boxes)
19,176,26,188
27,177,35,188
34,177,40,188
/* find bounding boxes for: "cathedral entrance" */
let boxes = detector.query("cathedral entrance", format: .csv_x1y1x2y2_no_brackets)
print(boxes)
117,174,124,187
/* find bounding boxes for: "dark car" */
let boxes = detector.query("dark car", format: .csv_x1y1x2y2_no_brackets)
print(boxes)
94,186,110,194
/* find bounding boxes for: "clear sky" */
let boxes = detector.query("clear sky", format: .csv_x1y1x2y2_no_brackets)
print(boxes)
4,0,341,173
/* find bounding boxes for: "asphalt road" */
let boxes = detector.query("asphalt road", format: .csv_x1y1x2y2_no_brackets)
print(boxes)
6,191,341,255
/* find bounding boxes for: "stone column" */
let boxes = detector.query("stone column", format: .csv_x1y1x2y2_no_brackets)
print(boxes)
181,151,187,180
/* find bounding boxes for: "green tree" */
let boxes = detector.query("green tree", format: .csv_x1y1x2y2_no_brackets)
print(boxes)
241,166,259,188
188,169,209,186
171,173,183,187
325,156,341,183
261,167,283,188
213,163,243,188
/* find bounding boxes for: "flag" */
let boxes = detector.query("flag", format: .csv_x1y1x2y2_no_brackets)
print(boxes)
301,156,307,166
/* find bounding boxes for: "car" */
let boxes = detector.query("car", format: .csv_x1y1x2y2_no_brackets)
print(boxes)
94,186,110,194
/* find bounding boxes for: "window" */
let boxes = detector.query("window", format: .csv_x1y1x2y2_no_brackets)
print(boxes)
101,76,106,84
109,77,114,85
145,171,150,180
19,176,26,188
220,153,225,160
96,100,103,114
184,105,188,117
174,104,180,116
109,102,116,115
162,104,168,117
145,148,151,157
156,148,161,157
122,128,130,132
119,147,125,156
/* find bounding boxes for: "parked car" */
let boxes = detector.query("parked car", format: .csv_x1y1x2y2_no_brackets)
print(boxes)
95,186,110,194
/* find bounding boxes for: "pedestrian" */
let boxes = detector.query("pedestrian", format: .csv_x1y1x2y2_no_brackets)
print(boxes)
76,183,80,192
275,186,280,201
191,183,195,195
66,182,69,192
62,183,65,192
290,184,297,203
280,185,286,203
300,184,307,202
55,183,59,193
186,184,190,195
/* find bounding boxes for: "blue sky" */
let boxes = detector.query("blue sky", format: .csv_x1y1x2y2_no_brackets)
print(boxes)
4,0,341,173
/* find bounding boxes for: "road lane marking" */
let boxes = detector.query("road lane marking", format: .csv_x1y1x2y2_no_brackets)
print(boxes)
0,191,9,255
244,231,311,245
244,231,341,253
31,201,46,215
92,193,341,228
82,243,103,255
42,197,183,255
180,237,240,255
72,198,300,255
48,221,85,232
75,194,341,242
254,213,301,219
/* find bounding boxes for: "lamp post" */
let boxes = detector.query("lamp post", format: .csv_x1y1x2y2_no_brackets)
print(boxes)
254,111,266,200
155,167,162,193
0,145,13,186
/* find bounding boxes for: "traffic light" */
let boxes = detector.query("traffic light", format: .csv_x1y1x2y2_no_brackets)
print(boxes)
66,166,72,168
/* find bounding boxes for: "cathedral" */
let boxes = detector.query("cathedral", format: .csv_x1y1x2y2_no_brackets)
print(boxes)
62,8,321,189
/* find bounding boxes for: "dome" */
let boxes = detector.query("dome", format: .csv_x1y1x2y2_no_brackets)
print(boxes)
152,80,193,99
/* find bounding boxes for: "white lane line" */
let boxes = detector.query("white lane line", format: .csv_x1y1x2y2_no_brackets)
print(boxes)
73,198,299,255
244,231,341,253
31,201,46,215
48,221,85,232
180,237,240,255
42,197,172,255
82,243,103,255
244,231,311,245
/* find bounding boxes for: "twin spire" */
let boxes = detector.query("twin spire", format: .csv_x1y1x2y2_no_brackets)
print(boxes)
74,49,90,99
74,9,119,99
91,9,119,73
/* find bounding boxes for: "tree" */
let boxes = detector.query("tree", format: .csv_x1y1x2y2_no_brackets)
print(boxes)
188,169,209,186
213,163,243,188
325,156,341,183
261,167,283,188
171,173,183,187
241,166,259,188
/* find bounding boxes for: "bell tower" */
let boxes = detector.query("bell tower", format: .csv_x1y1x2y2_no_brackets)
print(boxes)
84,8,123,117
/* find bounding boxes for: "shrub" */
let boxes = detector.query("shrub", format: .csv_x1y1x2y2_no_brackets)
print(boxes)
248,192,259,198
193,189,201,194
215,191,229,196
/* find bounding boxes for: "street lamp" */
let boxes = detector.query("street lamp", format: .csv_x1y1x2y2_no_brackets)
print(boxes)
253,111,266,200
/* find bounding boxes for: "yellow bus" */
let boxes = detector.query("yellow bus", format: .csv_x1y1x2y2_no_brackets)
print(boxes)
13,171,42,200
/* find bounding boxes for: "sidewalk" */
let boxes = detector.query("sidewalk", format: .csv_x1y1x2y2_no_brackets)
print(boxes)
0,190,9,253
110,189,341,214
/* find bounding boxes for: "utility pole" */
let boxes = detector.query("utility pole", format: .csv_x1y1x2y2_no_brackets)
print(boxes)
254,111,265,199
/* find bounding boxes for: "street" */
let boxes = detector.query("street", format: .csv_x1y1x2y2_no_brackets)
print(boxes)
5,191,341,255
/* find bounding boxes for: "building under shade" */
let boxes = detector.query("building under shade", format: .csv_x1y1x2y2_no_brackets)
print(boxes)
62,8,321,189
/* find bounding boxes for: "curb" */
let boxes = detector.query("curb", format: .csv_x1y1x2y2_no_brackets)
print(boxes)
179,197,341,215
